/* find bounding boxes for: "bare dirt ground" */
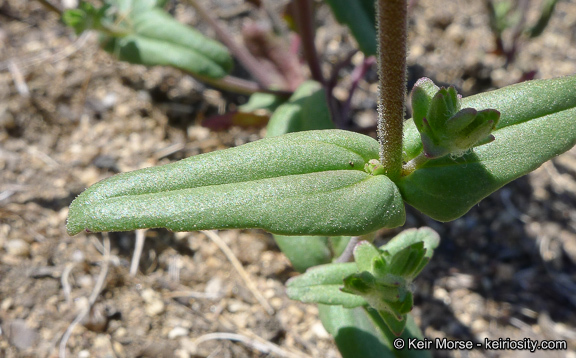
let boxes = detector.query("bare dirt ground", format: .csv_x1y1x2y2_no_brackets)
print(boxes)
1,0,576,357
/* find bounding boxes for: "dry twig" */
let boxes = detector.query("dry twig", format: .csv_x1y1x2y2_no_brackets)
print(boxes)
194,332,301,358
58,235,112,358
200,230,275,315
130,229,147,276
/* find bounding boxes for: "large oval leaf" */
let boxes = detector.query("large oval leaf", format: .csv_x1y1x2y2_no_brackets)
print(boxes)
267,81,344,272
400,75,576,221
67,130,405,236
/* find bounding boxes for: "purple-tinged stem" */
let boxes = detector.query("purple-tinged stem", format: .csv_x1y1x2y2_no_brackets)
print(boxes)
293,0,324,84
341,56,376,122
186,0,274,89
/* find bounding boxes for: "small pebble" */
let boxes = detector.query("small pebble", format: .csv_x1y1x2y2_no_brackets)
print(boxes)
142,288,165,316
7,319,38,350
5,239,30,257
204,277,223,297
168,327,189,339
311,321,330,339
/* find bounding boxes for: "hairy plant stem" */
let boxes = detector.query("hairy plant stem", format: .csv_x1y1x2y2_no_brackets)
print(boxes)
376,0,408,181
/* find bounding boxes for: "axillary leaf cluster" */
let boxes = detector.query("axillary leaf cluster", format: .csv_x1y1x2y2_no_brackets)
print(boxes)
411,78,501,159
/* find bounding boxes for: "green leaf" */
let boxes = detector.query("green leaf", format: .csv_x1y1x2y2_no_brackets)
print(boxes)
411,81,500,159
526,0,558,38
65,1,232,79
319,306,431,358
330,236,352,258
101,8,233,78
286,263,366,307
380,227,440,258
273,235,333,273
378,309,407,336
381,228,440,279
67,130,406,236
410,78,440,133
367,309,431,358
400,75,576,221
364,159,386,176
342,272,406,304
265,81,346,271
324,0,377,56
265,82,342,271
240,92,285,113
353,241,380,272
318,305,394,358
402,119,423,162
62,2,116,35
386,242,426,278
266,81,334,137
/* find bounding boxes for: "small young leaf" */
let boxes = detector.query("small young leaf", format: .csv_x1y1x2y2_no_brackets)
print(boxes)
364,159,386,176
380,227,440,258
386,242,426,278
412,83,499,159
353,241,381,272
381,228,440,278
402,119,423,162
444,108,478,134
410,78,440,132
286,263,366,307
378,310,407,337
426,87,460,132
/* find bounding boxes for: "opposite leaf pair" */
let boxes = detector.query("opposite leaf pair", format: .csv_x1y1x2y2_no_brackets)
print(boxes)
68,75,576,233
286,228,440,335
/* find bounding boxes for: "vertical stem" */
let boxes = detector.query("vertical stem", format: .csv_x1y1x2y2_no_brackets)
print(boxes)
293,0,324,84
376,0,408,181
36,0,63,16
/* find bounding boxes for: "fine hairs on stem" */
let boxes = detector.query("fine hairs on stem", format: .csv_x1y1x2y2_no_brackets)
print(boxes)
376,0,408,181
